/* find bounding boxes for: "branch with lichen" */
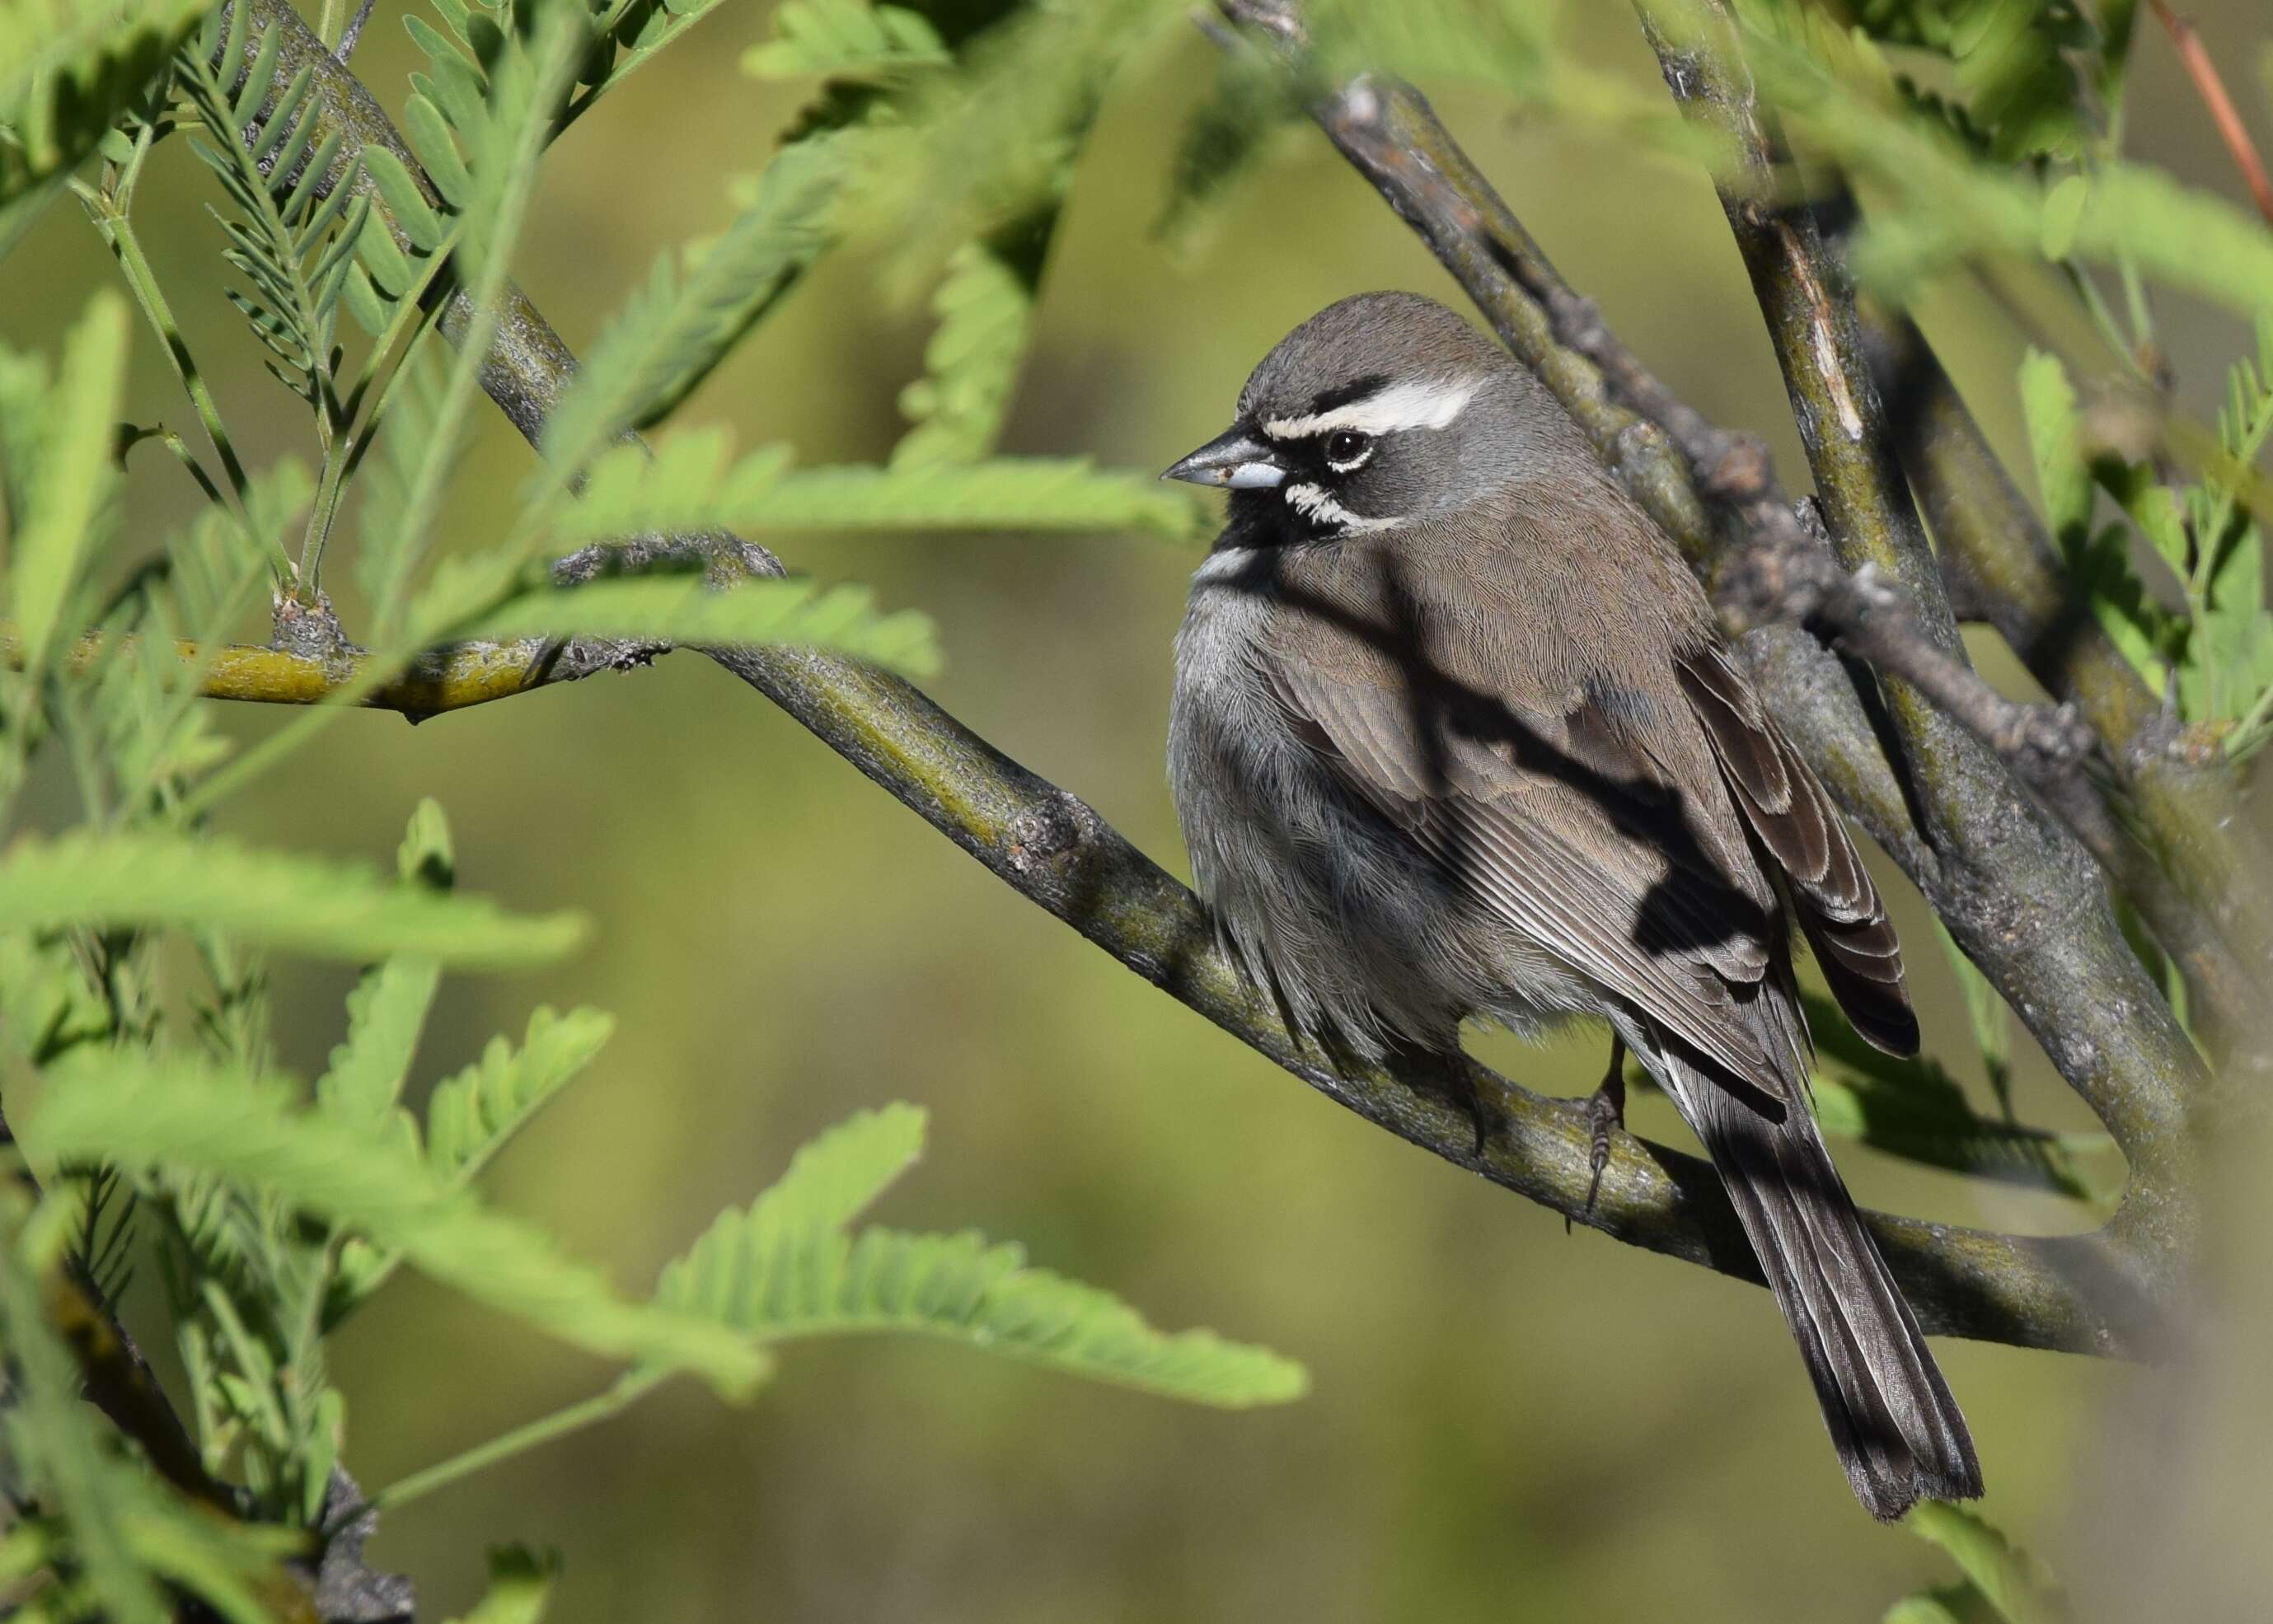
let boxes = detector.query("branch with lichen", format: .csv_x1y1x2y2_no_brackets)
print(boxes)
7,625,647,718
153,0,2185,1356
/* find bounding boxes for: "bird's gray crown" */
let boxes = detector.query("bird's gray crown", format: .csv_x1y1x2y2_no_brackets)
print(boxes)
1235,291,1506,436
1166,292,1552,544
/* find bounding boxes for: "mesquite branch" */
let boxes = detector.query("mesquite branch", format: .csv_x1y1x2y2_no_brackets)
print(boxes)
164,0,2214,1356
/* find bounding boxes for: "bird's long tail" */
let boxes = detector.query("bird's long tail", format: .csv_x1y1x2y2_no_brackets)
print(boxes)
1635,1013,1983,1520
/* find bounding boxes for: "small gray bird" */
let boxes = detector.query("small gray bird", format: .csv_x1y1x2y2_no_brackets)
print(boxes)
1162,291,1980,1519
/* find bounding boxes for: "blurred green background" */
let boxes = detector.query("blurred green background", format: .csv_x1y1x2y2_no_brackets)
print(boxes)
7,1,2271,1617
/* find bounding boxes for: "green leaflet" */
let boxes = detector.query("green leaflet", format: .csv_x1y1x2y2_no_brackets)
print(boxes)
316,958,441,1134
471,578,944,678
29,1053,766,1397
2,291,127,680
0,829,586,967
743,457,1211,539
651,1105,1307,1408
446,1547,560,1624
660,1224,1310,1406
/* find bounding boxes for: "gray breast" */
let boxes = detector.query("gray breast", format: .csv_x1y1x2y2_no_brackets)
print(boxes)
1168,547,1570,1056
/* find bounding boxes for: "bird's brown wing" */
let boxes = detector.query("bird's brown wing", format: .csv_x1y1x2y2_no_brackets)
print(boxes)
1260,653,1793,1093
1675,647,1918,1056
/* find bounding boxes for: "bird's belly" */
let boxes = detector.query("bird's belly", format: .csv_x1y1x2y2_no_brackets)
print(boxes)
1169,564,1591,1055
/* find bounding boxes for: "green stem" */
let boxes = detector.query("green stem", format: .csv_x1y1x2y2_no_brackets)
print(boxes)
79,194,266,556
365,1369,667,1517
296,428,355,591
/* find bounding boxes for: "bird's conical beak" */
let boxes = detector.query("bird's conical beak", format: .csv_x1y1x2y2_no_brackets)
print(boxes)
1162,425,1286,489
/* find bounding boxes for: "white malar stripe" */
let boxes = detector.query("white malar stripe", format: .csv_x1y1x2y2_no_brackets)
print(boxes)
1263,374,1483,441
1284,482,1398,534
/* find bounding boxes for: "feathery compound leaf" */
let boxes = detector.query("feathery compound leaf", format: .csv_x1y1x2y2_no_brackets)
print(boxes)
473,577,942,675
0,830,586,966
743,0,948,81
176,12,371,422
0,0,205,259
1847,0,2098,161
659,1224,1307,1406
540,134,849,478
1904,1502,2068,1624
426,1005,616,1185
757,458,1211,538
4,290,126,679
892,239,1033,468
650,1105,1305,1407
833,0,1169,298
549,433,1208,543
29,1055,766,1396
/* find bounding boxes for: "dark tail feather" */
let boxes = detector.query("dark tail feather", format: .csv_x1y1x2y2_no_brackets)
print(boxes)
1647,1034,1982,1519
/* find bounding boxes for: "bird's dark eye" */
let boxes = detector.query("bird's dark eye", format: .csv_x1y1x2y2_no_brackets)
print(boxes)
1324,429,1373,470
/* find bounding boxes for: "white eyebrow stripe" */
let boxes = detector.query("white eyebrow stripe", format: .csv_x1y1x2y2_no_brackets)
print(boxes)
1263,375,1483,440
1283,482,1399,533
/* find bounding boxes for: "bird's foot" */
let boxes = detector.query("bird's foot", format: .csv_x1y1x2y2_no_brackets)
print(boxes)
1568,1041,1628,1235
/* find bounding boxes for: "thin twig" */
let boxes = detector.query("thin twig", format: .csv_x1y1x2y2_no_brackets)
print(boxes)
2150,0,2273,227
1715,506,2100,780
